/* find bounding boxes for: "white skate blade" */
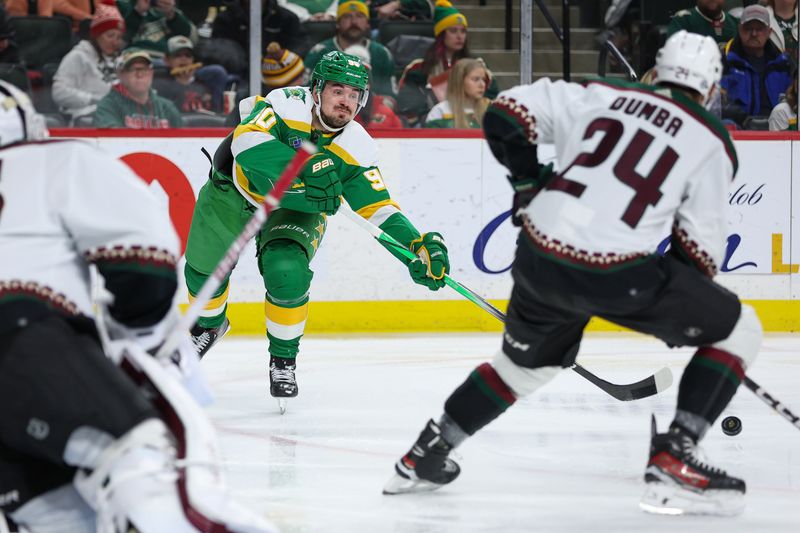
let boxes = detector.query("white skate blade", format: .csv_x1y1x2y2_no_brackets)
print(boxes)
277,398,287,415
382,473,445,495
640,482,745,517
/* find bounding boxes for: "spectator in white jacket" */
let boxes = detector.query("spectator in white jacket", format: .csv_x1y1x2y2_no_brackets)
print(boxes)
52,1,126,124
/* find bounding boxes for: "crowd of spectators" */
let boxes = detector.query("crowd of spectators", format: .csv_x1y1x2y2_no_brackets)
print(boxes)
665,1,797,130
3,0,795,131
0,0,494,129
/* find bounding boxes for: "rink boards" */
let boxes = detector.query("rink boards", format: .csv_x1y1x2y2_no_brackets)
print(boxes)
54,129,800,332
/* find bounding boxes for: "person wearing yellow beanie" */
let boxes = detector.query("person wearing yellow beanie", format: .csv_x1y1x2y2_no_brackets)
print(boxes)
397,0,498,126
337,0,370,19
434,0,468,37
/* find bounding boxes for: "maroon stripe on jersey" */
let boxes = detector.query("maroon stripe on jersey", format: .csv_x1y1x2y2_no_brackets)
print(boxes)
671,225,717,277
472,363,516,406
696,347,746,381
522,219,653,271
84,245,177,268
0,280,80,315
585,80,737,175
649,452,710,489
487,96,538,143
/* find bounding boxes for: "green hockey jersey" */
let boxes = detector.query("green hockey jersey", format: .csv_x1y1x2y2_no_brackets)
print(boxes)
226,86,422,249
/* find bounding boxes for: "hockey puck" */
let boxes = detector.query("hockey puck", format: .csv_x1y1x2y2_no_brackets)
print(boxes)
721,416,742,436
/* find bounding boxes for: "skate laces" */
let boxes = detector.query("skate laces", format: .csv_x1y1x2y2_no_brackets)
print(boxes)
270,365,296,383
679,436,726,476
191,330,212,351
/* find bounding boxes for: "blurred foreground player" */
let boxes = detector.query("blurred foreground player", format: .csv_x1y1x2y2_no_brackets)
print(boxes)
384,31,762,517
0,80,276,532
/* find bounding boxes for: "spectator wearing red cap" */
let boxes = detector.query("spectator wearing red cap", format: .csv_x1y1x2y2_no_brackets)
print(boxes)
52,0,126,124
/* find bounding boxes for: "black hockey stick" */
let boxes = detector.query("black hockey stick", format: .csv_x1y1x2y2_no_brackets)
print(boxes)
743,376,800,431
340,205,673,401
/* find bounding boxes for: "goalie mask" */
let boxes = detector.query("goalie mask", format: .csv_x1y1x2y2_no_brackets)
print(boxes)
310,50,370,132
0,80,48,148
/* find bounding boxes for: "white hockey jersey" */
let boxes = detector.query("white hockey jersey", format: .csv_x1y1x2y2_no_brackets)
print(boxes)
0,139,179,332
498,78,737,276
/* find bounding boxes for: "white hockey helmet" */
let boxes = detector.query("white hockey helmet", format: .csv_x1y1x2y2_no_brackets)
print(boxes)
655,30,722,104
0,80,48,148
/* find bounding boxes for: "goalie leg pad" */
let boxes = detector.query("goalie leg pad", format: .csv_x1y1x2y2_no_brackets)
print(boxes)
9,485,95,533
115,343,279,533
73,418,202,532
492,349,560,397
709,304,762,369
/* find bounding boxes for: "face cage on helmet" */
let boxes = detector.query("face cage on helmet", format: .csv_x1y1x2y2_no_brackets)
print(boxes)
313,78,369,110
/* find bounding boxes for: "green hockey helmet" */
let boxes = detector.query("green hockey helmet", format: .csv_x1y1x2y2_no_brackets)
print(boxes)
311,50,370,109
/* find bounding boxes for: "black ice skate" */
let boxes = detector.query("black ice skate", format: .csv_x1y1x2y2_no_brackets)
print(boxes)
190,318,230,359
269,356,298,414
383,419,461,495
640,415,745,516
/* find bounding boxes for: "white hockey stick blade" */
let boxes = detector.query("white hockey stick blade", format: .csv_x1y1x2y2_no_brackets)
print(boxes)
653,366,673,393
383,474,447,495
571,364,673,401
640,482,744,517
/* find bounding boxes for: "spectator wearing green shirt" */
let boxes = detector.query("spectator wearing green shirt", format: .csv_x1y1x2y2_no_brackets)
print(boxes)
283,0,337,21
304,0,397,100
667,0,739,48
117,0,196,58
94,48,183,128
764,0,798,57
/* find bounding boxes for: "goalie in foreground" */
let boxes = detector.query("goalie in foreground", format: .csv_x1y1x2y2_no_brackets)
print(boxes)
0,81,276,532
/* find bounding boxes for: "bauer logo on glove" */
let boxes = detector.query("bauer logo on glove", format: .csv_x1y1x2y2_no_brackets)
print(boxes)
311,158,333,173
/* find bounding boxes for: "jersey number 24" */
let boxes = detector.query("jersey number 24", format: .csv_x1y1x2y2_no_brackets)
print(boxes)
545,117,679,228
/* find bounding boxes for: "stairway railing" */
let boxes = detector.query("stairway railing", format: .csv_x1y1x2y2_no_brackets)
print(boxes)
597,37,638,81
511,0,571,82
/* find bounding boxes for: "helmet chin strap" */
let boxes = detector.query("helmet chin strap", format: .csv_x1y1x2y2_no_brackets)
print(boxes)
313,89,347,133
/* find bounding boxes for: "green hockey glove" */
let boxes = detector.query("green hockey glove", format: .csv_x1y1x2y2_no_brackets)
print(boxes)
300,153,343,215
407,232,449,290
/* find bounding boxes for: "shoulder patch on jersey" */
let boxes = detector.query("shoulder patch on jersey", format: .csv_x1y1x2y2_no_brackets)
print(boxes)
328,120,378,168
267,86,313,133
673,9,691,17
282,87,307,103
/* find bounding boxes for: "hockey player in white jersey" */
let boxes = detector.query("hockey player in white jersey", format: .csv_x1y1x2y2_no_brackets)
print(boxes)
384,32,762,517
0,81,276,532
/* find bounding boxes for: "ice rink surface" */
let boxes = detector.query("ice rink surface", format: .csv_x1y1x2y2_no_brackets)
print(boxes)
202,333,800,533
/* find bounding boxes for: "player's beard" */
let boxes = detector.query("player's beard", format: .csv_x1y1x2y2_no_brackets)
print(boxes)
320,106,353,129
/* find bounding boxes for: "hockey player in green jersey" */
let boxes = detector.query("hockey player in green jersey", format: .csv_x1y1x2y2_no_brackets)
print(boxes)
184,51,450,412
